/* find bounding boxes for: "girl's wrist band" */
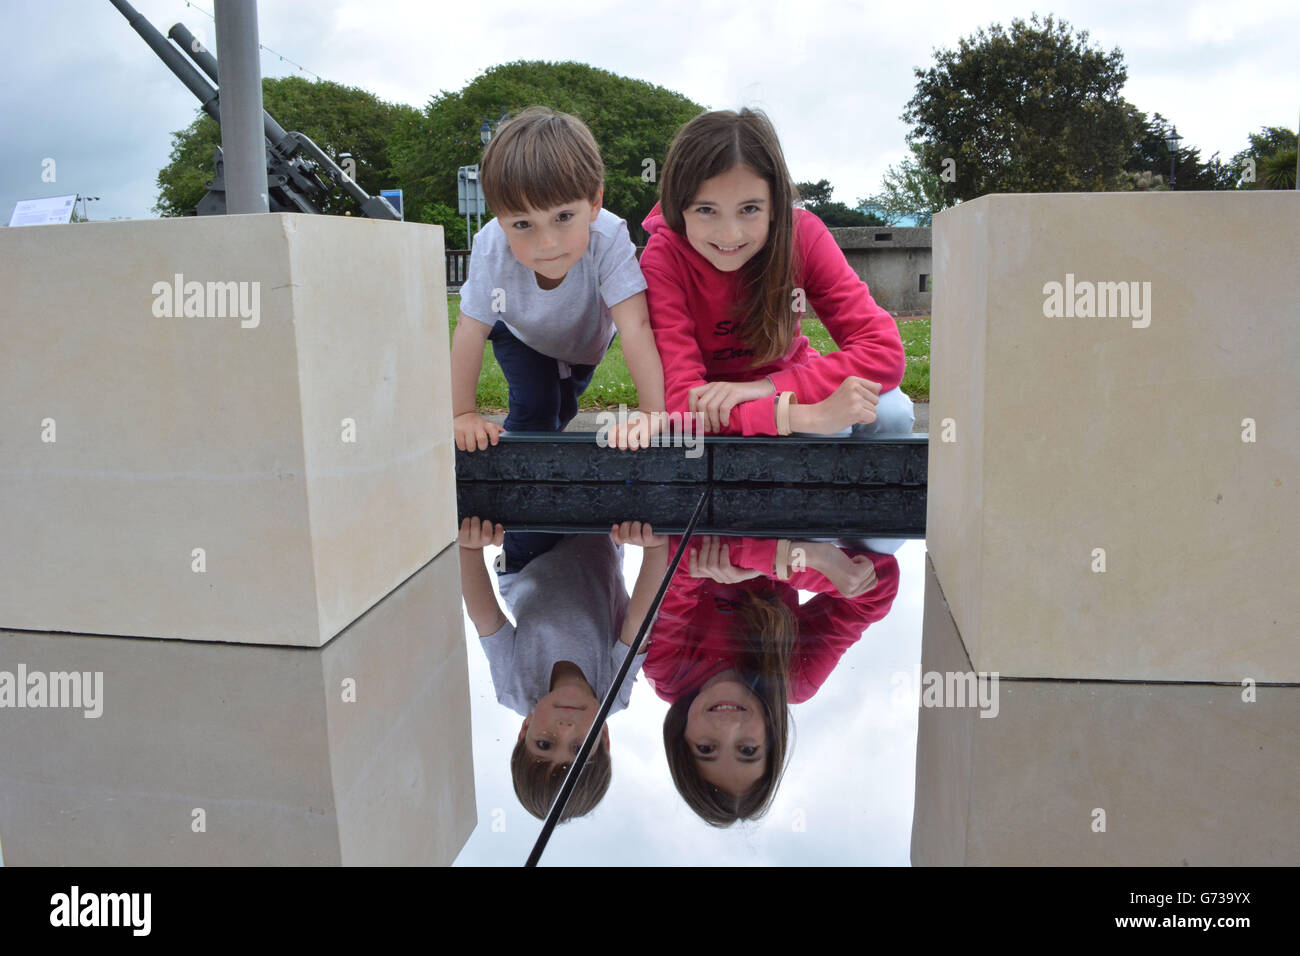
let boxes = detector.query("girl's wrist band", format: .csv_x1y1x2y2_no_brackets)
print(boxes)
775,539,793,580
776,391,798,435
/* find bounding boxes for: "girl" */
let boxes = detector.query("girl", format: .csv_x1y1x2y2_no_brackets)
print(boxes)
640,109,914,436
646,535,901,826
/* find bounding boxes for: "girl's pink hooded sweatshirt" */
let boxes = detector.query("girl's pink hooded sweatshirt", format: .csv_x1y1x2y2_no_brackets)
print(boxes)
639,202,906,435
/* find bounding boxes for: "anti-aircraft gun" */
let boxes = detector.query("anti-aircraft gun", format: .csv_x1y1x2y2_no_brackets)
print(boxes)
109,0,399,219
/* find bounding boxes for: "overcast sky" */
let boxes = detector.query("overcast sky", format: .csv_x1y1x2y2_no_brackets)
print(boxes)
3,0,1297,222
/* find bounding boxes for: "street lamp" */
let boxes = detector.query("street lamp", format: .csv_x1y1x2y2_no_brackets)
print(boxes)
1165,127,1183,190
77,194,100,221
480,120,492,148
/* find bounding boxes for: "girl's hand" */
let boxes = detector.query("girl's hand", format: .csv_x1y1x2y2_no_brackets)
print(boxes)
802,376,881,434
818,548,879,597
458,516,504,550
454,412,505,452
688,379,775,433
611,521,667,549
688,535,766,584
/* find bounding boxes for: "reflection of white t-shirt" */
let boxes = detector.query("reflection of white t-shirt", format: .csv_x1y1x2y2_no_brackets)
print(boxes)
458,209,647,366
480,534,643,718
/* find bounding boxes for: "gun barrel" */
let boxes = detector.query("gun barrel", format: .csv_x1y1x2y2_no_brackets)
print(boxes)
109,0,221,123
167,23,291,146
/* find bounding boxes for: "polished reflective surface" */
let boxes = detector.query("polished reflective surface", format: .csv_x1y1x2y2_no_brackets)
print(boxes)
454,520,925,866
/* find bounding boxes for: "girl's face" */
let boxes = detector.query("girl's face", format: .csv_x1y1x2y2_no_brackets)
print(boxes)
684,670,767,795
682,164,771,273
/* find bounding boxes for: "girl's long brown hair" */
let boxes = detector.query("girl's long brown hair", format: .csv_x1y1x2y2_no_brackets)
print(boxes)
659,108,801,366
663,588,796,826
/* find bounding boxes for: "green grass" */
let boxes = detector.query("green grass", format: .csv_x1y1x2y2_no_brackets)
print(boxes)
449,293,930,411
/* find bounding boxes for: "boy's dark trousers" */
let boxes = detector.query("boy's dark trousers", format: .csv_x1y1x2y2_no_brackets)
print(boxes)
487,320,598,433
487,320,599,574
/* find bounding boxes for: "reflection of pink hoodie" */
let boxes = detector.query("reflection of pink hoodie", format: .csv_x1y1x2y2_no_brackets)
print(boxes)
639,203,906,436
643,537,901,704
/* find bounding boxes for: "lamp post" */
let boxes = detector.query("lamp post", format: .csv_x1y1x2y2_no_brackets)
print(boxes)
1165,127,1183,190
77,195,100,221
480,120,492,148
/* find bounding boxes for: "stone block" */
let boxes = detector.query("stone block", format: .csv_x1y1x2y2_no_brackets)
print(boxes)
912,553,1299,865
0,214,455,646
0,544,475,865
927,193,1298,680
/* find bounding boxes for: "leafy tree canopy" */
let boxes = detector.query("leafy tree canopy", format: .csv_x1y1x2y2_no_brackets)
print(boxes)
1123,107,1236,190
902,14,1135,201
1230,126,1298,189
154,75,418,217
389,60,704,243
861,144,951,226
795,179,885,226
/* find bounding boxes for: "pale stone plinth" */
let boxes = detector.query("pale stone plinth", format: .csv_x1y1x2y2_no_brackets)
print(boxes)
0,544,475,866
912,554,1299,866
927,192,1299,681
0,214,454,647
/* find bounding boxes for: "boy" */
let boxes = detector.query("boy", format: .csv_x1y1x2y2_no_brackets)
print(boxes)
458,516,669,820
451,106,665,451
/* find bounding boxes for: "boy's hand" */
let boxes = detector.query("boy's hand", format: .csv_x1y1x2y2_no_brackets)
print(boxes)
611,521,667,549
458,516,504,550
455,412,505,452
689,379,775,433
688,535,765,584
800,377,881,434
607,411,661,451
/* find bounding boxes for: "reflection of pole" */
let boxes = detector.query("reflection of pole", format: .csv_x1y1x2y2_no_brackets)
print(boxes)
214,0,269,213
524,486,713,868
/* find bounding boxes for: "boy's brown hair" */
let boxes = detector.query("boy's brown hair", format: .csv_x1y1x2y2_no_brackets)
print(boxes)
481,106,605,216
658,108,801,366
511,736,612,821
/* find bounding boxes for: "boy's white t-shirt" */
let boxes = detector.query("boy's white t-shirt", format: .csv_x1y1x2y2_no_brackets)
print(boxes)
480,533,642,717
458,208,647,366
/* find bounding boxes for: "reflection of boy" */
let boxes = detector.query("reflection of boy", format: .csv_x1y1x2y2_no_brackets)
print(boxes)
457,518,668,820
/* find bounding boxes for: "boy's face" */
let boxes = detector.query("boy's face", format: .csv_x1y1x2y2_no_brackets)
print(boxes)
519,683,610,764
497,191,603,286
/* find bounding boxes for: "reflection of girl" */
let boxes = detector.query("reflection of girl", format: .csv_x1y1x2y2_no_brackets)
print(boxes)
646,536,900,826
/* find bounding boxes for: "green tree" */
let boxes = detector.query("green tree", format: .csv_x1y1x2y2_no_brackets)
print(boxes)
1230,126,1298,188
389,61,704,243
901,14,1136,202
154,76,419,217
1122,107,1235,191
794,179,885,225
861,143,951,225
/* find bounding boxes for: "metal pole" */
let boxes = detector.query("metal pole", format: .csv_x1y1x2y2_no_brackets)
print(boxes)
214,0,269,214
